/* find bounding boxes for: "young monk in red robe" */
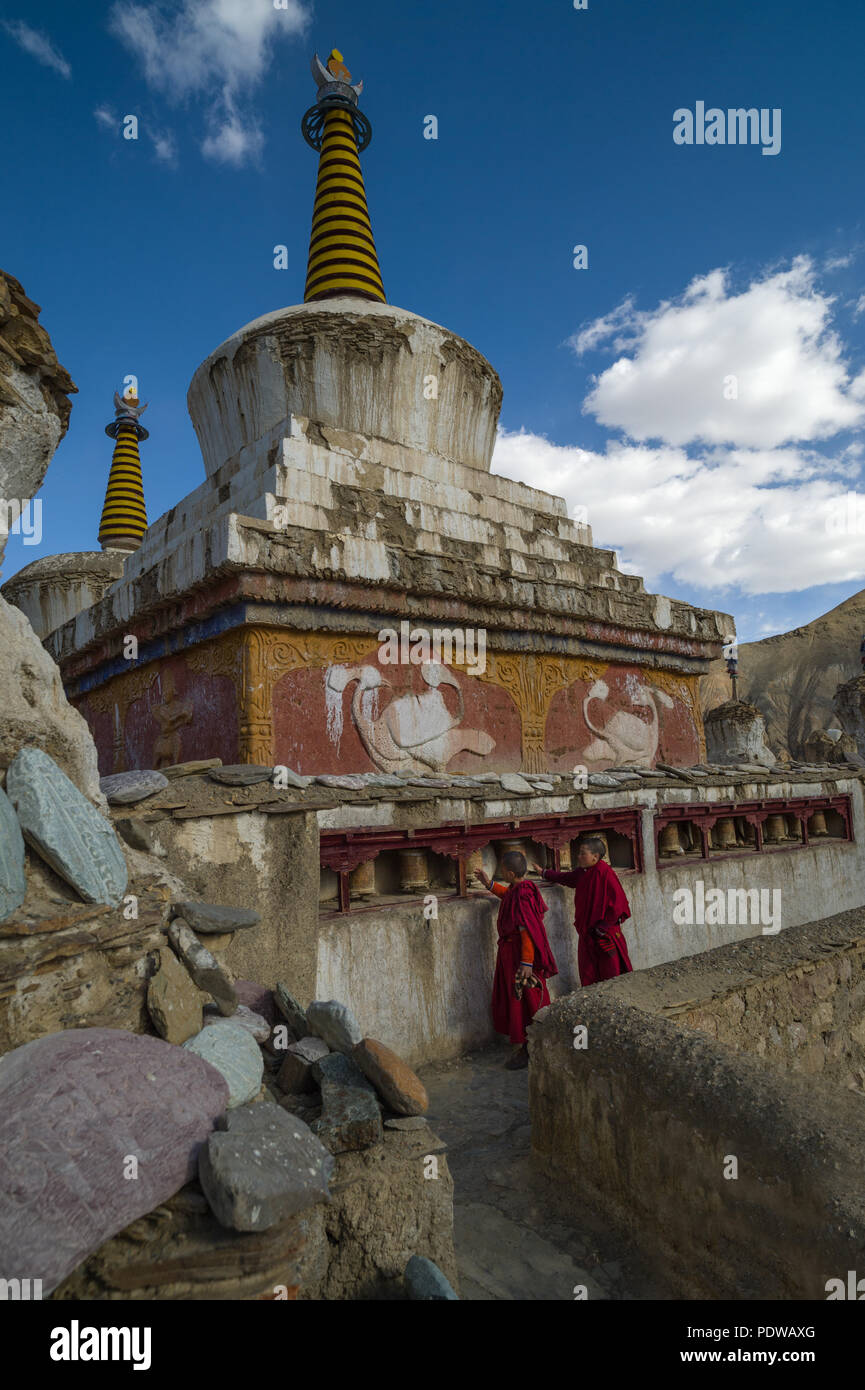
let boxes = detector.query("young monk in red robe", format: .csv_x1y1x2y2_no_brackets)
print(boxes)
531,836,632,986
476,849,558,1069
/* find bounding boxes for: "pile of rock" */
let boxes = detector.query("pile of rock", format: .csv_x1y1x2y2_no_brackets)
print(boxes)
262,993,430,1155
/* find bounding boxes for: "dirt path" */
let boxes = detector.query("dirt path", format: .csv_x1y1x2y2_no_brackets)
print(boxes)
418,1044,672,1302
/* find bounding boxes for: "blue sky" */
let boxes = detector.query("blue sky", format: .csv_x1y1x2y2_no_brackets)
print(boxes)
2,0,865,644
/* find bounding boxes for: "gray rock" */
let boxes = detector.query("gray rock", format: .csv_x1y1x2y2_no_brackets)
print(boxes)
407,777,452,788
312,1081,383,1154
99,770,169,805
171,900,260,934
405,1254,459,1300
311,1050,376,1093
0,594,104,803
270,765,312,789
314,774,367,790
199,1102,333,1231
363,774,407,787
204,1004,270,1044
0,784,26,922
147,946,203,1044
307,999,363,1053
113,817,158,854
167,919,237,1016
588,774,620,787
500,773,535,795
274,983,308,1041
0,1027,229,1294
385,1116,429,1131
6,746,128,905
183,1022,263,1108
277,1037,330,1094
207,764,274,786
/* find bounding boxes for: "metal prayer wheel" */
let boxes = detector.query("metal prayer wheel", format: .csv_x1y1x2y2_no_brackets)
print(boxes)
809,809,828,837
558,842,572,870
398,847,429,893
659,822,684,857
349,858,376,899
785,814,801,842
763,814,786,844
495,838,525,873
714,817,738,851
593,831,609,860
466,848,485,883
742,819,757,847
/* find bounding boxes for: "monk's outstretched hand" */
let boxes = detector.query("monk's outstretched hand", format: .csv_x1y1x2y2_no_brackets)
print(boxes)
529,861,545,876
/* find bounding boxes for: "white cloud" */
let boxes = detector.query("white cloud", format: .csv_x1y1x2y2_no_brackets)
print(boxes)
3,20,71,78
94,105,116,129
108,0,309,167
492,428,865,598
573,257,865,449
853,293,865,318
150,129,178,165
201,113,262,167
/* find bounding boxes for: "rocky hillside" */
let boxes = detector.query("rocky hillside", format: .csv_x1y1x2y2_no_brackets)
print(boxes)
700,589,865,758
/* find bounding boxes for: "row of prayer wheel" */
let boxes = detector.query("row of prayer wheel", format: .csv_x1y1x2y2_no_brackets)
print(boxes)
345,834,611,898
658,810,830,857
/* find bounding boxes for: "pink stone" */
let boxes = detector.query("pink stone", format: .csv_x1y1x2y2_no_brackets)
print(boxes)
0,1028,229,1294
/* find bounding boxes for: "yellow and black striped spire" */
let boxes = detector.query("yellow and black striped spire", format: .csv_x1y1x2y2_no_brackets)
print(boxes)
301,50,385,304
98,385,148,552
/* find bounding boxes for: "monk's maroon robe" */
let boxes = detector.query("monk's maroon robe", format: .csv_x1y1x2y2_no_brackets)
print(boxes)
491,879,558,1044
543,860,632,986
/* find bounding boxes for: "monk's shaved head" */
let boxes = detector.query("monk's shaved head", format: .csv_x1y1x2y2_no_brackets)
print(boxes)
579,836,606,860
501,849,527,877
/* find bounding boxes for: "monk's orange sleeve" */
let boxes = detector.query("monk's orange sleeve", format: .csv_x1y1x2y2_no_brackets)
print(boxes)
519,928,535,965
490,882,508,898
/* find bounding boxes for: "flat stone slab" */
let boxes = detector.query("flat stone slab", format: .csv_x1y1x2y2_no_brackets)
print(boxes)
199,1102,333,1232
99,770,169,805
183,1022,263,1108
307,999,363,1053
500,773,535,794
168,919,237,1015
208,765,274,786
172,901,260,934
0,1027,229,1294
6,747,128,906
204,1003,270,1044
161,759,222,778
385,1116,430,1131
274,983,309,1041
271,766,312,789
353,1038,429,1116
147,946,203,1044
315,774,368,790
0,785,26,923
405,1254,459,1300
588,774,621,787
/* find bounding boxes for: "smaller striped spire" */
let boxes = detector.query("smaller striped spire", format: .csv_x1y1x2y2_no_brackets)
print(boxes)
98,384,149,553
301,50,385,304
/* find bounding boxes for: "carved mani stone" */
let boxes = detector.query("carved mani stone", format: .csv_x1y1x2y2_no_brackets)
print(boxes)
0,784,26,922
0,1028,229,1294
6,746,128,905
